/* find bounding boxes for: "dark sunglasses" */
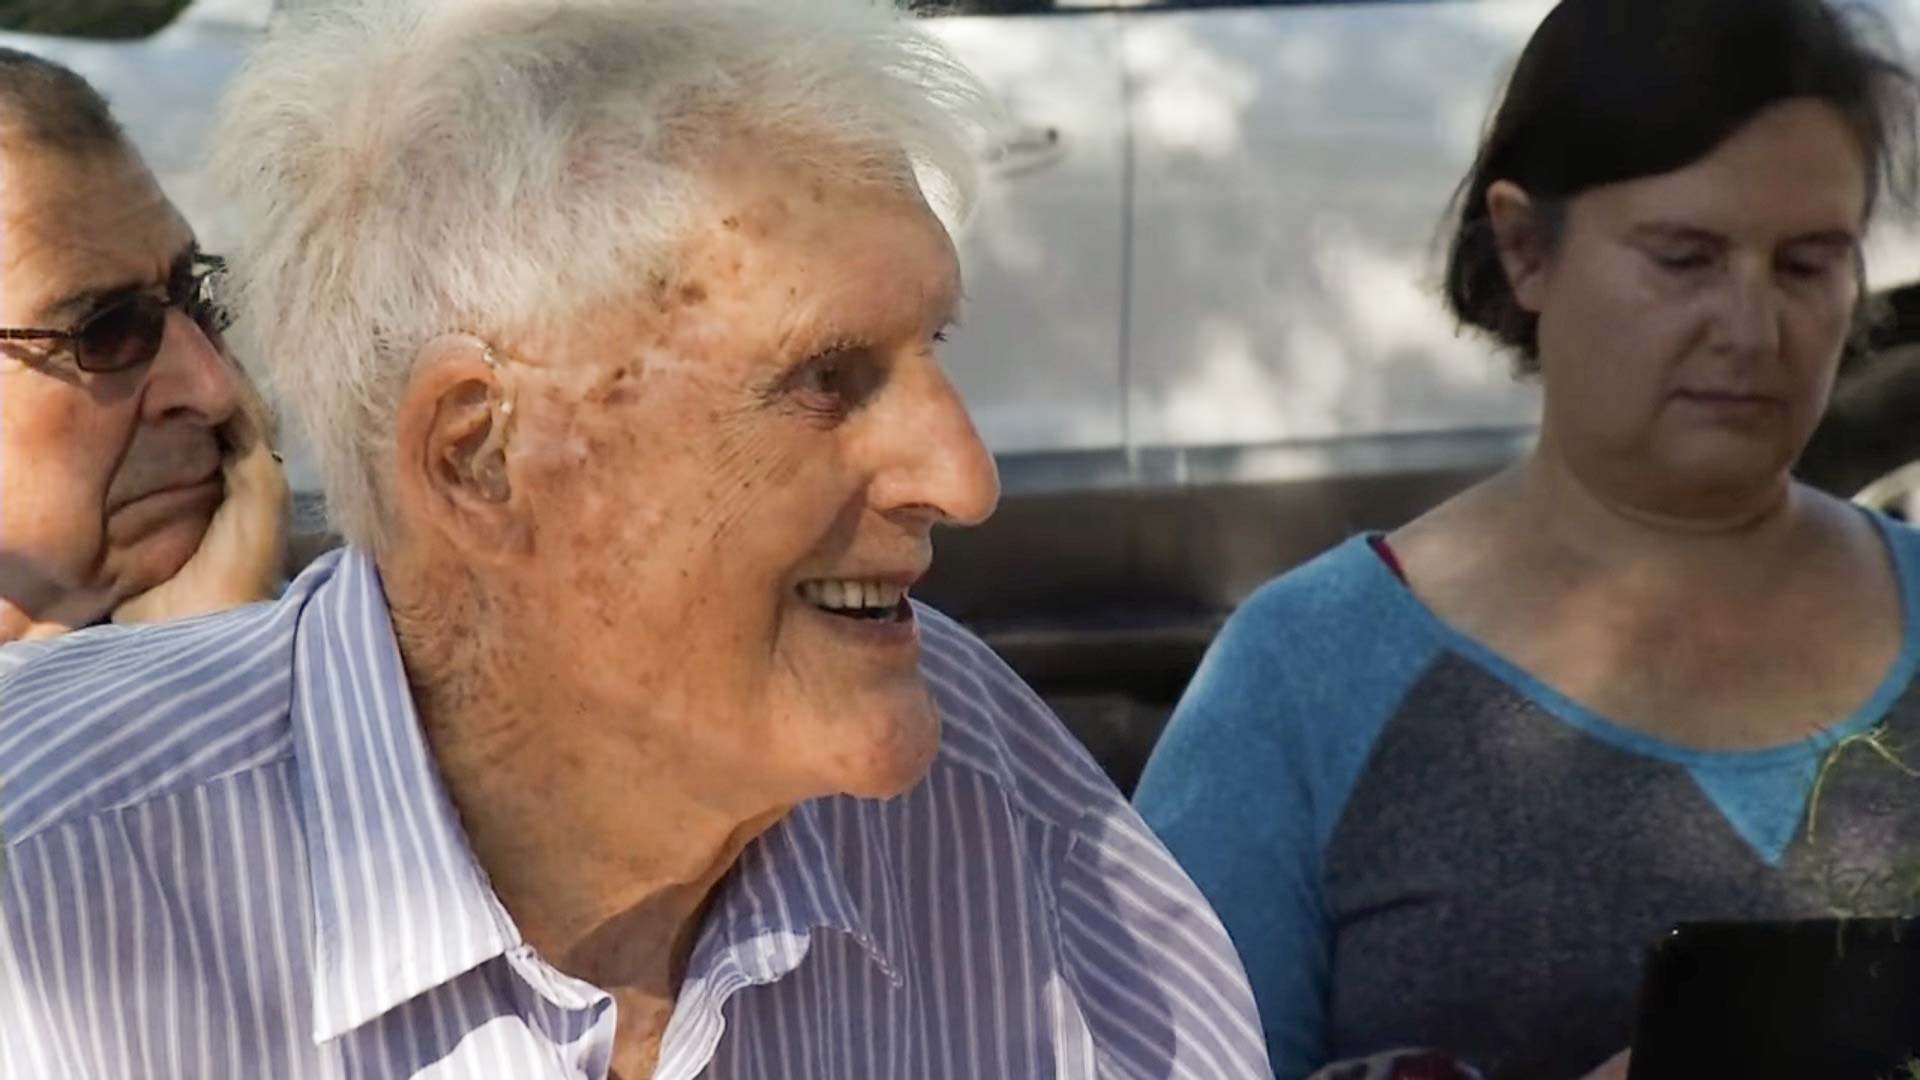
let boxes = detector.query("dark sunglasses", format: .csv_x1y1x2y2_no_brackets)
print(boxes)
0,253,233,374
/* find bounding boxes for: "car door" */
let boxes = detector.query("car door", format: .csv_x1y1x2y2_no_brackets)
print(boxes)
0,0,269,250
919,2,1131,481
1119,0,1549,486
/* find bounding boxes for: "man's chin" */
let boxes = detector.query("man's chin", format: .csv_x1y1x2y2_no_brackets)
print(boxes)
109,478,221,545
827,695,942,800
107,508,216,600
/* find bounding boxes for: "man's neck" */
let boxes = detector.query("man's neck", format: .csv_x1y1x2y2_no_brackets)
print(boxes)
382,552,789,1060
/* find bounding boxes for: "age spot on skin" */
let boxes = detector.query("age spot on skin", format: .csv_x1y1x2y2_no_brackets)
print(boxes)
647,272,673,311
586,366,639,406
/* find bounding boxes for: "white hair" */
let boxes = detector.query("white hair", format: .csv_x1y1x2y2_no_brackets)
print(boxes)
210,0,994,551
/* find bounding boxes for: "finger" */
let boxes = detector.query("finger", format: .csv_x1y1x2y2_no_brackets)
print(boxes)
219,362,278,454
222,436,292,522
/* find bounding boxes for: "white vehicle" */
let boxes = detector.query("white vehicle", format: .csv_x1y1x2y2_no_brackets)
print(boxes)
921,0,1920,674
14,0,1920,774
5,3,1561,559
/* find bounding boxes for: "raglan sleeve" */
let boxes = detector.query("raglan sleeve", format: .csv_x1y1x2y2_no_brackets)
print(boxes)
1133,583,1348,1080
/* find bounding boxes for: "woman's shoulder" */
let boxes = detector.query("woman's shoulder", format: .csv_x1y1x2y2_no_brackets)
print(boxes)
1800,494,1920,608
1863,505,1920,560
1157,534,1450,771
1137,533,1453,878
1239,532,1392,614
1215,534,1436,675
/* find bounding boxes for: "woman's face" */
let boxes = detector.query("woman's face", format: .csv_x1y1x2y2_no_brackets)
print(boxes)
1505,98,1867,518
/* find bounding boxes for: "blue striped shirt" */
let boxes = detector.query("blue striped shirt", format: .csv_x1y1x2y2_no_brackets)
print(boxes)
0,548,1270,1078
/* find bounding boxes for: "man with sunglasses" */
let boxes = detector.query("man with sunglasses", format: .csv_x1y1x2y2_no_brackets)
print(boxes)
0,48,286,666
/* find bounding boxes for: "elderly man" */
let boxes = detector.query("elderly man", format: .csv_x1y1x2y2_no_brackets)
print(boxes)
0,48,285,671
0,2,1270,1078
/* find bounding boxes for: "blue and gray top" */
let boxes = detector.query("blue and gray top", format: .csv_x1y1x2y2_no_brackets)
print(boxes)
1135,515,1920,1080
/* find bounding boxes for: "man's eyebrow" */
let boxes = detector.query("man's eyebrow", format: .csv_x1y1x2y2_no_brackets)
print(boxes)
33,242,198,326
36,282,126,325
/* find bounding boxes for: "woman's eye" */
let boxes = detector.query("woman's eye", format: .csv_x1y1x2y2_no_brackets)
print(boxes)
1779,252,1843,281
1654,251,1712,274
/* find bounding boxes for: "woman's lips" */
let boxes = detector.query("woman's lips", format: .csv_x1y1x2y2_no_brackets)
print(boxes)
1674,389,1785,414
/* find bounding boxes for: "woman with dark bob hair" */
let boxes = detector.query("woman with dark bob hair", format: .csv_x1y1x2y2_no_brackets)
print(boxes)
1135,1,1920,1078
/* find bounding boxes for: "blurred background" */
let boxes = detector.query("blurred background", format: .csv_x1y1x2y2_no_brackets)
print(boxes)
12,0,1920,792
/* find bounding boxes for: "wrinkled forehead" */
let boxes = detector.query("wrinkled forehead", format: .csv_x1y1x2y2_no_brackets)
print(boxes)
691,171,954,339
514,147,961,376
0,143,190,320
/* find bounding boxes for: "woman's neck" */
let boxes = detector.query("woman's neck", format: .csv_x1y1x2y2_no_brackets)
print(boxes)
1513,446,1804,569
1396,443,1832,614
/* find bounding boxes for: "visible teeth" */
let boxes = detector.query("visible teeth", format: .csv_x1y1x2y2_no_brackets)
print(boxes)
801,579,905,611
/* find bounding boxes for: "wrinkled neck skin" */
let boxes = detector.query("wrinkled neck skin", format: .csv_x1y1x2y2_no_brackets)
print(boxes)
379,541,789,1067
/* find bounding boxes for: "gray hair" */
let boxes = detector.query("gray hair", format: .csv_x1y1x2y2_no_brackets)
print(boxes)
210,0,993,551
0,47,126,154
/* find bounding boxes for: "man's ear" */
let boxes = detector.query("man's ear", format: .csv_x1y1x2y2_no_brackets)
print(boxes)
1486,180,1552,314
393,335,530,560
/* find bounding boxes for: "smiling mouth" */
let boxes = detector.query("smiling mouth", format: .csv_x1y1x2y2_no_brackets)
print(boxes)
797,579,913,622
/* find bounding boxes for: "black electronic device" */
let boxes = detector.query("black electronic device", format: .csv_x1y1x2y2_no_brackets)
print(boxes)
1627,918,1920,1080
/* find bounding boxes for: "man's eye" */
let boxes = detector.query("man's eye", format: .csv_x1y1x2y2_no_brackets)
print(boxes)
800,356,847,396
785,347,882,417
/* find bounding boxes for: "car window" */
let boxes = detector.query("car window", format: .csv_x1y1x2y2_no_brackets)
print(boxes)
916,1,1107,15
918,0,1448,12
1120,0,1451,7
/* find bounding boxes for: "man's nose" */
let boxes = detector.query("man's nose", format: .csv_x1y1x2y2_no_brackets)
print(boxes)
869,358,1001,530
142,308,240,427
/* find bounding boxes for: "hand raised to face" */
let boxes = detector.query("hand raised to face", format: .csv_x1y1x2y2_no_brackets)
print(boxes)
111,361,288,623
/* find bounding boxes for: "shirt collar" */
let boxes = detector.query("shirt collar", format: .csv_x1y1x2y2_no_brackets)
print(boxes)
690,796,907,991
289,547,521,1043
289,548,906,1044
